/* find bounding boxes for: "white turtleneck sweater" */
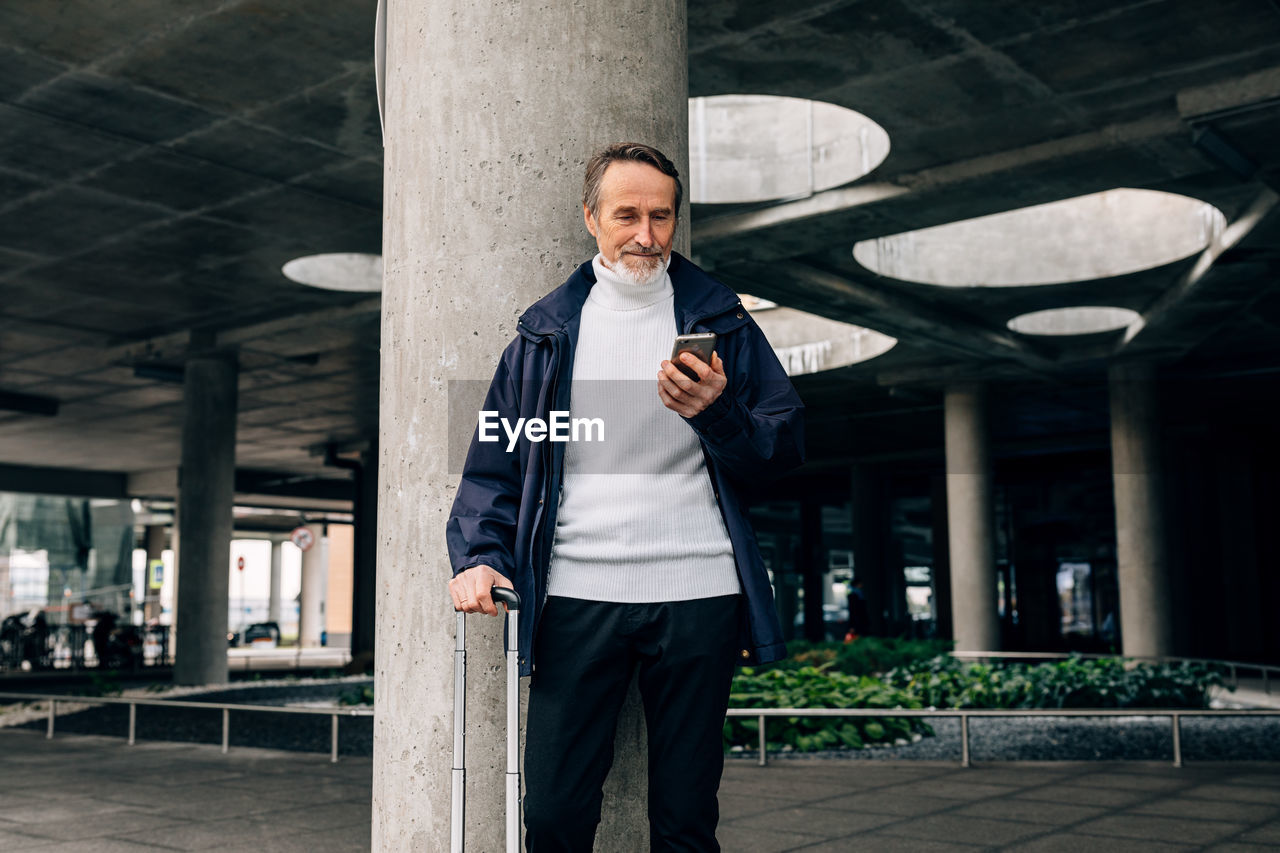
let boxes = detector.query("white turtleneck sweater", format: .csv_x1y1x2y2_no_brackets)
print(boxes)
545,254,741,603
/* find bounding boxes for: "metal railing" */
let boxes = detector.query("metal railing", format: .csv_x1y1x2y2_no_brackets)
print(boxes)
0,691,373,763
949,650,1279,694
725,706,1280,769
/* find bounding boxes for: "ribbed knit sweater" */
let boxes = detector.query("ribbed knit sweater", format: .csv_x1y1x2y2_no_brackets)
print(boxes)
545,254,741,602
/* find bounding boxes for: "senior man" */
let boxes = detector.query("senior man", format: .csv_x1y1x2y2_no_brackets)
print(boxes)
447,142,804,852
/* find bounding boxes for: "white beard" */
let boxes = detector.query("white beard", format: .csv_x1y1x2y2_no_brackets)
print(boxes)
605,253,666,287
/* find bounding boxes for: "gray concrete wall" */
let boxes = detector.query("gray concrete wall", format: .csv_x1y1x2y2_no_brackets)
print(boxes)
375,1,688,850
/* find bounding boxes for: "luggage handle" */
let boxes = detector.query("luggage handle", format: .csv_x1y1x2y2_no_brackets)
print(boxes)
451,585,522,853
491,587,521,611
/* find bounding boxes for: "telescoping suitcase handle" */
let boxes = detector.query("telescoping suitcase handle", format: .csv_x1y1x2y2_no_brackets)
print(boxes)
451,587,522,853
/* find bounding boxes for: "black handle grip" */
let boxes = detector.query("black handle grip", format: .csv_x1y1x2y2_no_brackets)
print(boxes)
491,587,521,611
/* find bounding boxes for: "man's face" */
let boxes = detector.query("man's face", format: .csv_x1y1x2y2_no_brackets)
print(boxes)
584,160,677,283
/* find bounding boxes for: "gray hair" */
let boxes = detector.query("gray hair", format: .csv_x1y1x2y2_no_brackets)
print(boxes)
582,142,683,219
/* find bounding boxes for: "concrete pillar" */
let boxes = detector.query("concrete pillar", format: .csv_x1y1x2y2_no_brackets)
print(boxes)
800,500,826,641
350,444,378,661
944,383,1000,651
143,525,166,623
298,524,328,648
377,2,688,848
929,473,953,641
268,538,283,625
850,464,889,635
1108,363,1173,658
173,354,237,686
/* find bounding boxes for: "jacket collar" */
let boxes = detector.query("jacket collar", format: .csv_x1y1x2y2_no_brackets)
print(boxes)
517,251,743,338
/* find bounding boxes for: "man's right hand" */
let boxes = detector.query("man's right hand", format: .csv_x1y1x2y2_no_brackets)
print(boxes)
448,564,514,616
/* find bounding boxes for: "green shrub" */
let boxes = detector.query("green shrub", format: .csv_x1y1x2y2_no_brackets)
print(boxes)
340,685,375,706
763,637,953,677
79,673,123,698
886,655,1226,709
725,666,932,753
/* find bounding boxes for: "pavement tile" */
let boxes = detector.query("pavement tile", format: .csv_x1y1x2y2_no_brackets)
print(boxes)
809,791,955,817
875,814,1053,845
111,816,298,851
953,797,1106,825
1067,772,1195,792
139,792,297,822
0,795,134,825
3,809,187,842
201,776,367,805
1236,820,1280,844
1002,833,1196,852
715,822,822,852
718,792,796,820
1219,773,1280,788
0,828,56,850
8,840,180,853
1071,814,1247,845
1130,796,1278,822
729,805,899,836
264,802,371,831
955,768,1075,788
1182,784,1280,804
1013,783,1152,807
795,838,985,852
198,824,370,853
876,779,1018,800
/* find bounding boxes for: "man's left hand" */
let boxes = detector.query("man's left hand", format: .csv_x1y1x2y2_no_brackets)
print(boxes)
658,351,727,418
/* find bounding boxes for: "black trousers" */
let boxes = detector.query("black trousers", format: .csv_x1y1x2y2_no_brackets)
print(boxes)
523,594,742,853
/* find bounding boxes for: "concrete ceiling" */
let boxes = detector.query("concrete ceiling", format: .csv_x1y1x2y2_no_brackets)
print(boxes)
2,0,1279,497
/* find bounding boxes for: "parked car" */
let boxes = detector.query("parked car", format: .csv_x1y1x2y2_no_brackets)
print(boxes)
242,622,281,648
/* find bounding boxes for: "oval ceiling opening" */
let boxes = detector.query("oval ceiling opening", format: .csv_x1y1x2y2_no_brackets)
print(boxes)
282,253,383,292
852,189,1225,287
1008,306,1141,336
743,296,897,376
689,95,890,204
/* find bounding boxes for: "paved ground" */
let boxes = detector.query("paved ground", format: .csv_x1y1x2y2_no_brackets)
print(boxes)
1,730,1279,852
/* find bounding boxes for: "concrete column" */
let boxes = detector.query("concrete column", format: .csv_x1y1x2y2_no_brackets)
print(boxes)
377,2,688,848
268,538,283,625
143,525,166,623
350,443,378,661
173,354,237,686
800,500,826,641
298,524,328,647
929,473,953,641
850,464,889,635
944,383,1000,651
1108,363,1173,658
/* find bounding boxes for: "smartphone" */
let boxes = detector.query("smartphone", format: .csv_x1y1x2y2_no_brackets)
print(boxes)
671,333,717,380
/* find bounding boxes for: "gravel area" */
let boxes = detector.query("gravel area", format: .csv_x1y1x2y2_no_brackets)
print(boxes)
5,681,1277,763
728,714,1280,762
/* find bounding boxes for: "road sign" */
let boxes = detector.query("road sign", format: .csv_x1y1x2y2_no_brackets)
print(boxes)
236,555,245,571
291,526,315,552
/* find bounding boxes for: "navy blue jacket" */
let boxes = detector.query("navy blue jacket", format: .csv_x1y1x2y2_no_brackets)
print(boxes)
446,252,804,676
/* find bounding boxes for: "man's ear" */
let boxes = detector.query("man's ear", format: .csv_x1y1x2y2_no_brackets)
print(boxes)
583,204,598,238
